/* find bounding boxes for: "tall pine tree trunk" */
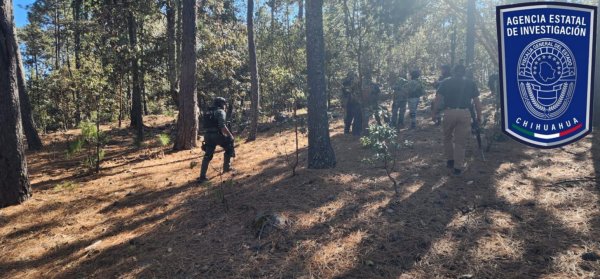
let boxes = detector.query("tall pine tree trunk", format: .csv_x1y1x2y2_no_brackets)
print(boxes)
305,0,335,169
0,0,32,207
176,0,182,87
465,0,476,66
166,0,178,105
128,10,144,141
247,0,260,141
53,2,61,70
15,39,43,151
73,0,82,125
298,0,303,22
139,19,148,116
173,0,199,150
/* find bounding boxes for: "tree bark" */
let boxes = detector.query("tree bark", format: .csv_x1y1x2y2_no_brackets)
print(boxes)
0,0,32,207
298,0,304,22
247,0,260,141
173,0,199,150
465,0,476,66
73,0,82,124
128,10,144,141
14,38,43,150
305,0,336,169
166,0,178,105
53,1,60,70
176,0,182,87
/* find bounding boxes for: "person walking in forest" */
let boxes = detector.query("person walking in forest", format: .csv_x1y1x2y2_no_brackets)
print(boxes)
405,69,425,129
431,64,482,175
361,71,383,134
198,97,236,183
390,71,408,130
432,64,452,126
342,71,362,135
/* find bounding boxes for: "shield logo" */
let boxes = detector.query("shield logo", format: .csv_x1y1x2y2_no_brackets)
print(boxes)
497,2,596,148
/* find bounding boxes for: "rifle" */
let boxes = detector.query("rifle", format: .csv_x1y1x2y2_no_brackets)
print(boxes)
225,121,236,158
468,105,486,161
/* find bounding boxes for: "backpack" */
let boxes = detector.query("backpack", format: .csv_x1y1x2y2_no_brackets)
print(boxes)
405,80,424,98
393,78,408,101
202,107,219,130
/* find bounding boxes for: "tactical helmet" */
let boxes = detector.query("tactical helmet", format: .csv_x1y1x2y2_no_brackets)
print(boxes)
440,64,451,74
410,69,421,79
452,64,466,77
213,97,227,109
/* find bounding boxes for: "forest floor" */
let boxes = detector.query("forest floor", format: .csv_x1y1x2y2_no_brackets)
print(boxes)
1,91,600,279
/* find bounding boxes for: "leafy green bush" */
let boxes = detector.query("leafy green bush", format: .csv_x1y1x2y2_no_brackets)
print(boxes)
157,133,171,147
361,124,401,195
65,119,108,172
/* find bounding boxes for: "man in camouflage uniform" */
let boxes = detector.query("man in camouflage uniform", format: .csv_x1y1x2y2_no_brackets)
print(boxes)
390,72,408,130
405,69,425,129
342,72,362,135
361,71,383,134
198,97,236,183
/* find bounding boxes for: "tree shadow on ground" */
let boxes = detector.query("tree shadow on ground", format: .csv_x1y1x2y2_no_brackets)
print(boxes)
2,116,599,278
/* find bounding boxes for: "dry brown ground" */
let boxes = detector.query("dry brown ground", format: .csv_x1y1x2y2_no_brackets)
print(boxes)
1,93,600,279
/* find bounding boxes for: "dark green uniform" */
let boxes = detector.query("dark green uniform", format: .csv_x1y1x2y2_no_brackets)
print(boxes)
391,77,408,129
200,108,235,179
405,79,425,128
343,75,362,135
363,80,383,128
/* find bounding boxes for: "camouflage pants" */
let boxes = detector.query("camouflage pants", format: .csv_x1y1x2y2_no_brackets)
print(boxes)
200,133,234,178
344,100,362,136
408,98,420,128
391,99,407,128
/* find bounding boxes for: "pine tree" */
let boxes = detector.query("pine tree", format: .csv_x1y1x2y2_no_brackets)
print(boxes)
305,0,336,169
0,0,32,207
173,0,199,150
247,0,260,141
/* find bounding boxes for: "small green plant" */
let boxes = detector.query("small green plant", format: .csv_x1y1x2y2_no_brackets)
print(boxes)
66,138,84,159
164,108,176,118
157,133,171,147
54,181,77,192
65,120,108,173
190,161,199,169
361,124,401,195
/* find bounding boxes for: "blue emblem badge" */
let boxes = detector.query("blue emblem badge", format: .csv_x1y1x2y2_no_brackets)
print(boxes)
497,2,597,148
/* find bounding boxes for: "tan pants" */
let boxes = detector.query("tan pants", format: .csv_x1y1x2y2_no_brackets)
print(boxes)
443,109,471,169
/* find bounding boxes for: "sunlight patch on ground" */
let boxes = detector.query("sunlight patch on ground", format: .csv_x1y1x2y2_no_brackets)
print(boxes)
543,245,597,279
307,230,367,278
295,197,348,230
536,185,598,235
550,207,597,235
469,232,524,262
486,210,518,231
495,173,536,204
357,196,391,220
400,181,425,201
425,232,460,258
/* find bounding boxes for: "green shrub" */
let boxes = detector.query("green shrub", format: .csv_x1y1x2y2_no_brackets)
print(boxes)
54,181,77,192
157,133,171,147
65,119,108,173
361,124,402,195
